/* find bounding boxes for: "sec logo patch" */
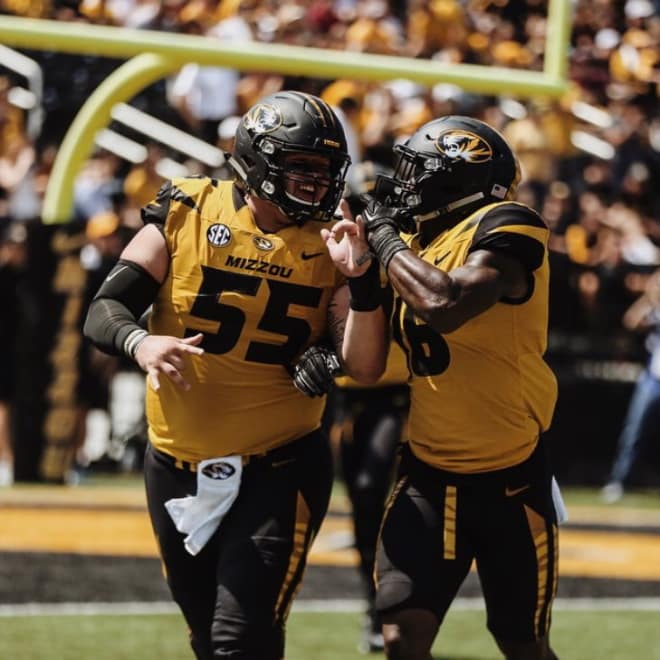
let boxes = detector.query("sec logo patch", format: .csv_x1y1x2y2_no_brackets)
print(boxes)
207,224,232,247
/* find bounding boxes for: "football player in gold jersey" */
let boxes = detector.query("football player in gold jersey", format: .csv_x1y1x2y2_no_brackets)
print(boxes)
84,91,387,660
360,116,560,660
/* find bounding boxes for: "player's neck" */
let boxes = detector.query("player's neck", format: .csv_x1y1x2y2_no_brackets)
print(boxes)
247,195,297,233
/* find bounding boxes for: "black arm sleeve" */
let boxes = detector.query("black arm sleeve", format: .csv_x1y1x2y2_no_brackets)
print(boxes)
83,259,161,357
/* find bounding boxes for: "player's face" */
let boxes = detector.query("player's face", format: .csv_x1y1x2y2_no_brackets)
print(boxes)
281,153,332,208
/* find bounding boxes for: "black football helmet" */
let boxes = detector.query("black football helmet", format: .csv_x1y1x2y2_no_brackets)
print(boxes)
375,115,521,231
229,91,351,224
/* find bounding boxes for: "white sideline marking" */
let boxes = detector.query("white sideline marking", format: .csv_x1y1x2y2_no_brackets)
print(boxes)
1,598,660,617
0,602,179,617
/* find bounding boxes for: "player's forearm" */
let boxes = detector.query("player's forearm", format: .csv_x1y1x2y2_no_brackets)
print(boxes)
387,251,460,331
341,308,388,384
327,284,387,384
83,259,160,358
389,251,504,334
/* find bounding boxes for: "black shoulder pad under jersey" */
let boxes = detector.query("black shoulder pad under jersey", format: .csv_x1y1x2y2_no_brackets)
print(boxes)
141,180,173,228
469,203,547,272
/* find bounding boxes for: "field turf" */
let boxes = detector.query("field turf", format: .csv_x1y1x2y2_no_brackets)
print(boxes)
2,483,660,658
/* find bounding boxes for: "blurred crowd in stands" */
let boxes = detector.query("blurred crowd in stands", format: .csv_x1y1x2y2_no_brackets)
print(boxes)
0,0,659,487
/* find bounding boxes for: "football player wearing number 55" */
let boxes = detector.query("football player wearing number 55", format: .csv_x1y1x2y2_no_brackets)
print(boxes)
361,116,562,660
83,91,387,660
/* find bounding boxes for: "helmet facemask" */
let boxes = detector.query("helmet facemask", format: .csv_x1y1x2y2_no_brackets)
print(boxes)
259,139,349,225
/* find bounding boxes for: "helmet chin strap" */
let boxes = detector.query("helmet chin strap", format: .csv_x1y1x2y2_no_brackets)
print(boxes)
414,191,485,223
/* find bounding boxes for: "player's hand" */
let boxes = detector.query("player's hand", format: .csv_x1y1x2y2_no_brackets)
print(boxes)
134,333,205,391
335,197,354,222
359,197,413,270
362,195,414,238
362,197,398,233
321,217,373,278
292,345,342,397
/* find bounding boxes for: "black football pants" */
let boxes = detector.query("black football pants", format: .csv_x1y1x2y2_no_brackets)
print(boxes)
144,429,333,659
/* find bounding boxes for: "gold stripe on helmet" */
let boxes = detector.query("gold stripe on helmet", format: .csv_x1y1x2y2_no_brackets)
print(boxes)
297,91,333,129
317,97,337,129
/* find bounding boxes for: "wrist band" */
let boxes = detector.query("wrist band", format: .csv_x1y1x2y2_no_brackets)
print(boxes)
348,259,381,311
122,328,148,360
368,224,409,271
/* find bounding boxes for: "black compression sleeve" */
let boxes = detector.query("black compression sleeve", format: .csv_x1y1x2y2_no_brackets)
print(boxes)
368,224,409,271
83,259,161,358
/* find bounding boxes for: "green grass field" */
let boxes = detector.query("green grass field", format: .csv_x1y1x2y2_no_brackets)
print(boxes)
3,608,660,660
3,483,660,658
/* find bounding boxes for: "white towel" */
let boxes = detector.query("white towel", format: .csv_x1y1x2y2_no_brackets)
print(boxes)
551,476,568,525
165,456,243,556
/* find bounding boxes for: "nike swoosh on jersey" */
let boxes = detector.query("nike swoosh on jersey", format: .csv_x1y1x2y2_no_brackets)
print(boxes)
106,265,128,282
301,251,324,260
434,251,451,266
505,484,530,497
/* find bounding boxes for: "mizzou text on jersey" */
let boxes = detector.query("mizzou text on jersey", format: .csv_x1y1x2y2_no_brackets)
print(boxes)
142,177,344,463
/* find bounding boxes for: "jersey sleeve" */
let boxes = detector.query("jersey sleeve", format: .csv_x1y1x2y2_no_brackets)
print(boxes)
468,203,548,272
140,179,172,229
141,177,208,231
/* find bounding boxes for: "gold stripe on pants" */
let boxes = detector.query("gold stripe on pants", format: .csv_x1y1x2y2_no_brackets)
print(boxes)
524,504,556,638
443,485,457,560
275,491,311,623
374,476,408,588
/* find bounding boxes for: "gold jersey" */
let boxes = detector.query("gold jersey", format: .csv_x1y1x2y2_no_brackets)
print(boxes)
142,178,344,462
395,202,557,473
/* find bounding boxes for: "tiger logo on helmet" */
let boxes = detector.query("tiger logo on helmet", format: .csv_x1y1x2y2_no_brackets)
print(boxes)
244,104,283,134
435,130,493,163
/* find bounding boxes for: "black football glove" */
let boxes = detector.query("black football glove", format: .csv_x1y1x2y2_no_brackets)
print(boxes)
292,345,343,398
362,199,411,270
360,193,417,233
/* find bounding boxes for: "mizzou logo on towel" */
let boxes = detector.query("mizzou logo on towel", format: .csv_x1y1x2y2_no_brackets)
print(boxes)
202,461,236,480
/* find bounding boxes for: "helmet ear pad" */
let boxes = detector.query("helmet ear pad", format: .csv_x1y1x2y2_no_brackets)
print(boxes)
233,135,267,190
